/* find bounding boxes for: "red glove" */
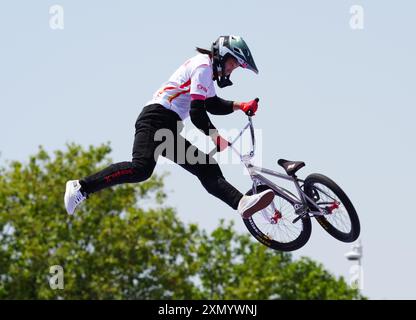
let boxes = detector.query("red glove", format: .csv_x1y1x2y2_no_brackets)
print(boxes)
211,132,230,152
239,98,259,115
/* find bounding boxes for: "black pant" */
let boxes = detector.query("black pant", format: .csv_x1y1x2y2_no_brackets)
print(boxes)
80,104,243,210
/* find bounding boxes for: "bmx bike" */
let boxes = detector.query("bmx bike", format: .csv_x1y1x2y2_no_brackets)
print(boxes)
209,104,360,251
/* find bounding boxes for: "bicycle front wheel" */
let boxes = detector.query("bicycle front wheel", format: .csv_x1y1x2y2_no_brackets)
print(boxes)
243,185,312,252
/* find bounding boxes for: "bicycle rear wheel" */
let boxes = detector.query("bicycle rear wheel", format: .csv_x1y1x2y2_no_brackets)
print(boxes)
304,173,360,242
243,185,312,251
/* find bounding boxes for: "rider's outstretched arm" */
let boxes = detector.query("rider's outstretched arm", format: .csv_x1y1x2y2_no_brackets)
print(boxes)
205,96,258,114
205,96,234,115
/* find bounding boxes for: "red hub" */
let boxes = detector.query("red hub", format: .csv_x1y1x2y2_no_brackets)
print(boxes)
271,209,282,224
326,201,340,214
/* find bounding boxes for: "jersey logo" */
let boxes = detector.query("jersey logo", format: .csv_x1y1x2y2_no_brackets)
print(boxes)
197,84,208,93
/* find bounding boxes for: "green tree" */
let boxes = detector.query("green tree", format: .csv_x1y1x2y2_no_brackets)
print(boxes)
195,220,363,300
0,144,364,299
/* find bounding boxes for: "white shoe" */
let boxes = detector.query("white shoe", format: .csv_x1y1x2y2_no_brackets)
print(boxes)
238,189,275,219
64,180,86,215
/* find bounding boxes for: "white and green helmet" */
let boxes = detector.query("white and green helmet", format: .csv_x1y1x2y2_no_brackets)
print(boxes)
211,35,258,88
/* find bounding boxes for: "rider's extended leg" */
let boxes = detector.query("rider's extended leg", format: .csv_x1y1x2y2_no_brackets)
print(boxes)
78,109,164,196
79,124,158,195
64,104,180,214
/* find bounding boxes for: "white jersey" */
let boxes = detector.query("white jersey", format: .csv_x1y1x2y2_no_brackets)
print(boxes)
146,54,216,120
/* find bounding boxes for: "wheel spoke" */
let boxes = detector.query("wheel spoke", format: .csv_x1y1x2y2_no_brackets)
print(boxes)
314,183,351,234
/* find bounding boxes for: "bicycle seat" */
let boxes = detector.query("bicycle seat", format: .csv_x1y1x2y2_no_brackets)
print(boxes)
277,159,305,176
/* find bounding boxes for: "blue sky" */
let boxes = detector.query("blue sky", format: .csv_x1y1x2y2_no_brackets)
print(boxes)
1,1,415,299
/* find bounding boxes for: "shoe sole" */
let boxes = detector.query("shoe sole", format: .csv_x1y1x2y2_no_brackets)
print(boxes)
64,181,74,215
241,190,275,219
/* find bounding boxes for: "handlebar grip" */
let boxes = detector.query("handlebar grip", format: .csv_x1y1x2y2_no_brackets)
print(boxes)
245,97,259,116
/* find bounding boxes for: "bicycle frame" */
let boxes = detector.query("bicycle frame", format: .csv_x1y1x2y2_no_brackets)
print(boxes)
210,116,328,219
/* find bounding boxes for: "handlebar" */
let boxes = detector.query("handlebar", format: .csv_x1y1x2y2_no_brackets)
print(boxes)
208,97,258,157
